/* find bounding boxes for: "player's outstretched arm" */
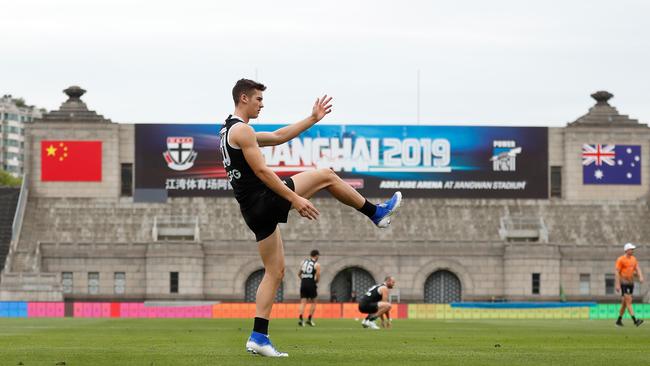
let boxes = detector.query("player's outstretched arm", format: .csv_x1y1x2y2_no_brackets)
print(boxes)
256,95,332,147
231,123,320,220
637,263,644,283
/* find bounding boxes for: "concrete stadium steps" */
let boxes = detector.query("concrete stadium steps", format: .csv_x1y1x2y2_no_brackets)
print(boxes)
531,202,650,245
12,197,649,254
19,199,157,244
0,188,20,272
281,198,505,242
8,244,46,274
15,197,507,244
9,252,35,273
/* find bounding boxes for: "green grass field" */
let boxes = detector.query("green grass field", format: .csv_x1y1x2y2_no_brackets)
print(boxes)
0,318,648,365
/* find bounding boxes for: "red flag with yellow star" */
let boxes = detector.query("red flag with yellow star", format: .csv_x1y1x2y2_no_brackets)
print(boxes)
41,141,102,181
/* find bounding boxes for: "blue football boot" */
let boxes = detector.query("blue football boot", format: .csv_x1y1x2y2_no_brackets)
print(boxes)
370,191,402,228
245,331,288,357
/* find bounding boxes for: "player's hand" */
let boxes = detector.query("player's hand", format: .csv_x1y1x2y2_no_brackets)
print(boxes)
292,196,320,220
311,95,333,122
615,286,621,293
382,319,391,329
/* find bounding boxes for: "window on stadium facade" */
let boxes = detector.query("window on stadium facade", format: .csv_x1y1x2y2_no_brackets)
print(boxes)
114,272,126,294
170,272,179,293
579,273,590,295
532,273,541,295
551,167,562,198
605,274,615,295
62,272,73,294
121,163,133,196
88,272,100,294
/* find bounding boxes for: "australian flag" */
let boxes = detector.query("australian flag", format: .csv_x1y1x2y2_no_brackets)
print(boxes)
583,144,641,185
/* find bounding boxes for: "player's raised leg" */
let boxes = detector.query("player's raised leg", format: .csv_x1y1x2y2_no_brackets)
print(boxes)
290,168,402,228
245,227,288,357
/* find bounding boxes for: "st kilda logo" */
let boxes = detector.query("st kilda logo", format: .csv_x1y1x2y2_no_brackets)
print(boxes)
163,137,198,171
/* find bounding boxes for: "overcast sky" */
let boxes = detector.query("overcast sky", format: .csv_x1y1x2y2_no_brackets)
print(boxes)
2,0,649,126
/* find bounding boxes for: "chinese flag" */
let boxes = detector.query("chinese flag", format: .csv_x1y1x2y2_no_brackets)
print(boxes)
41,141,102,181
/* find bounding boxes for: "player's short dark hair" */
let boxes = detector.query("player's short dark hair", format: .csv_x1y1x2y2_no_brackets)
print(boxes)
311,249,320,257
232,79,266,105
384,275,393,281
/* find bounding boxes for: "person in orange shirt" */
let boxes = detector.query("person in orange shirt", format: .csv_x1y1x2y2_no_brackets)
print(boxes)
615,243,644,327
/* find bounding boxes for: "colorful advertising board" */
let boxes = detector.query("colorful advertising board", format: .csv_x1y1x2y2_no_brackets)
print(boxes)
135,124,548,198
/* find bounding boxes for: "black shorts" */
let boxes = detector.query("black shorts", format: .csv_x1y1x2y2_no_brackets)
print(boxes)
300,284,318,299
621,283,635,296
241,178,295,242
358,301,379,314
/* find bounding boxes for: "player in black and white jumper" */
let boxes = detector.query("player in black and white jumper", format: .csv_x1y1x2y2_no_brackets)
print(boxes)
220,79,402,357
358,276,396,330
298,249,321,327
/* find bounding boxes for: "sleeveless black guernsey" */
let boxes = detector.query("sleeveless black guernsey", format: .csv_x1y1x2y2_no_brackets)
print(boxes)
299,258,318,288
219,116,266,209
360,284,386,304
219,115,295,242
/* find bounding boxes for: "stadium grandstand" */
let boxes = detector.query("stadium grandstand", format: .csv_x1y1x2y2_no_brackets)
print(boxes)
0,85,647,311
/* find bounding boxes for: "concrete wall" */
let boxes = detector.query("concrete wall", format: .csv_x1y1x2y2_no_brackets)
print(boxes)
34,238,649,302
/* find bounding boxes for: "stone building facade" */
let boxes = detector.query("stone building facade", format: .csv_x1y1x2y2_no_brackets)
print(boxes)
0,87,648,303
